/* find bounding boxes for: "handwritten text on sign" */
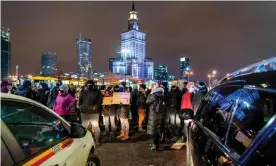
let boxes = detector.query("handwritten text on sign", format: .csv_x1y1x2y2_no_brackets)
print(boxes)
102,97,113,105
112,92,130,105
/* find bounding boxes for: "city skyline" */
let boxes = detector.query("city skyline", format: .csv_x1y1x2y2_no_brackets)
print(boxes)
2,1,276,80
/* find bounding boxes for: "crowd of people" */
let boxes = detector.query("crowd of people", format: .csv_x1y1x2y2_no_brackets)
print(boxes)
1,79,208,151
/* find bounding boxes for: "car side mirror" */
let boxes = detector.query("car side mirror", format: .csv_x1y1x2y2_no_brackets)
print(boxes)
70,123,87,138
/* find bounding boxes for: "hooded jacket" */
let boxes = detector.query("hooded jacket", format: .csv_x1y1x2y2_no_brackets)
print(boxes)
79,85,103,114
14,80,31,98
47,83,59,109
53,92,76,116
136,87,147,109
1,80,9,93
165,86,183,111
146,87,165,135
36,83,49,105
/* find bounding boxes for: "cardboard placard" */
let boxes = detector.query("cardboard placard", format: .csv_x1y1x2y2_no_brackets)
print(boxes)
112,92,130,105
102,97,113,105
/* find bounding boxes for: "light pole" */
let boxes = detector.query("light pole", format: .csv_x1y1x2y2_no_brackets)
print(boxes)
185,71,193,82
207,70,217,89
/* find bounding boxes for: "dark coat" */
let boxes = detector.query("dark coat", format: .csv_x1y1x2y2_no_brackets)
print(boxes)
165,87,183,111
14,80,31,98
1,80,9,93
79,86,103,114
131,88,138,107
146,87,164,136
136,88,147,109
47,86,59,109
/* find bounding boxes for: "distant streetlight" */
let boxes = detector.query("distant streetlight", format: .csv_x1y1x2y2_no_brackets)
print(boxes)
207,70,217,89
184,71,193,81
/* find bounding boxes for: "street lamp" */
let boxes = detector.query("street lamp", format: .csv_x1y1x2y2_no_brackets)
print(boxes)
207,70,217,89
185,71,193,81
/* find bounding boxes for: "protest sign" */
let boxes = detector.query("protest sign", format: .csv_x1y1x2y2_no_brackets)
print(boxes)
112,92,130,104
102,97,113,105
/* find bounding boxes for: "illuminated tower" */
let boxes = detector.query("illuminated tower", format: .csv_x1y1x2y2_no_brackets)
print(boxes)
121,2,146,78
1,27,11,80
77,33,92,78
180,57,191,79
41,52,57,76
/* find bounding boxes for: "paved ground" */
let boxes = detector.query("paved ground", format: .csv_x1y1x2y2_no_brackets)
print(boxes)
95,132,189,166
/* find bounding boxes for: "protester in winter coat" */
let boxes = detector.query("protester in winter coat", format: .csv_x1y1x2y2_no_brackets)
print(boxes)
68,84,76,97
164,81,183,140
136,84,147,131
146,86,165,151
193,82,208,114
130,84,138,128
14,80,32,98
1,80,9,93
116,86,130,140
79,80,103,145
179,82,196,142
53,84,76,121
47,81,59,109
36,82,49,106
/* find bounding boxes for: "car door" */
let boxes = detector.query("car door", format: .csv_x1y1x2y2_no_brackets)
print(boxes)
188,85,242,166
1,99,85,166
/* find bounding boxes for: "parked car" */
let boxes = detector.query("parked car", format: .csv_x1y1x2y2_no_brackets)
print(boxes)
1,93,100,166
188,70,276,166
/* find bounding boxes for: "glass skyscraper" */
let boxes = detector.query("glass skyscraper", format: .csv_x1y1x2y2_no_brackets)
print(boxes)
110,2,153,79
77,33,92,78
1,27,11,80
180,57,191,79
41,52,57,76
154,64,168,81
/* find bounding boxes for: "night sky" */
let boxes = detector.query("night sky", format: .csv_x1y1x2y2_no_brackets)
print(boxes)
2,1,276,80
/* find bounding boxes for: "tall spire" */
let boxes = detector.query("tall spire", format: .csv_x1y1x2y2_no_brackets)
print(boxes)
128,1,139,31
132,1,135,11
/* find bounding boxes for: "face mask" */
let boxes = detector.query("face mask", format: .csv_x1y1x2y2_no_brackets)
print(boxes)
171,85,176,89
188,87,195,93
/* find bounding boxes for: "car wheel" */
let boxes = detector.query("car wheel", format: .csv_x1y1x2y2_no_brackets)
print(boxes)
87,153,100,166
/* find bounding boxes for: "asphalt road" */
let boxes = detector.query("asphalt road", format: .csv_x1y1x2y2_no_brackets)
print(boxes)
95,132,189,166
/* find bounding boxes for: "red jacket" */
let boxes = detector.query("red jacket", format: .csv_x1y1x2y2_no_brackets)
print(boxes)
181,91,193,110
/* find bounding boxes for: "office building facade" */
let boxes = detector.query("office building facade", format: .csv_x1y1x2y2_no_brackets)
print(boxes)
180,57,191,79
1,27,11,80
41,52,57,76
77,33,92,78
154,64,168,81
